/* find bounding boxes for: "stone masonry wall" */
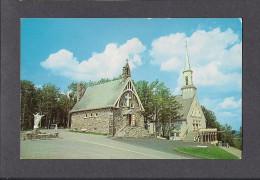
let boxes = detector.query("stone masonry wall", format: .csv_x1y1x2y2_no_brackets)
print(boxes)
113,91,146,136
71,108,111,134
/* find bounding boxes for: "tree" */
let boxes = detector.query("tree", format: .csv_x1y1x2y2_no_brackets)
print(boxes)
135,80,182,137
234,126,242,150
220,124,236,147
21,80,39,130
56,94,71,128
40,83,60,129
201,106,221,130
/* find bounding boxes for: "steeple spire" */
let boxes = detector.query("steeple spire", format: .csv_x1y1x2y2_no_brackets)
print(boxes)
184,40,191,71
181,40,197,99
122,59,131,82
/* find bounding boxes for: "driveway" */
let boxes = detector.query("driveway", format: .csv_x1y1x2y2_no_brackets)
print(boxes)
20,129,209,159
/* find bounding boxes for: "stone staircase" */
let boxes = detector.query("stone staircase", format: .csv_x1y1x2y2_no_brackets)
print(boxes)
183,131,196,142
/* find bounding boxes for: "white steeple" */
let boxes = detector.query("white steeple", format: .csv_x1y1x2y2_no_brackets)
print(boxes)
184,40,191,71
181,41,197,99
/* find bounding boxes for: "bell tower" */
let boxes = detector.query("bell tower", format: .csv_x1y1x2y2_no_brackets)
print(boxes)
122,59,131,82
181,41,197,99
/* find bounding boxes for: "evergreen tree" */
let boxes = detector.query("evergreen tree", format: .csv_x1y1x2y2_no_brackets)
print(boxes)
40,83,60,129
21,80,38,130
201,106,221,130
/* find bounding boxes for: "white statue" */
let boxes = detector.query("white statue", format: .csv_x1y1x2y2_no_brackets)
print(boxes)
55,124,58,131
33,113,45,131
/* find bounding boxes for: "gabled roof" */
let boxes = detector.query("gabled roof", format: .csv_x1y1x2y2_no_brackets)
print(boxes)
174,95,194,119
70,78,128,112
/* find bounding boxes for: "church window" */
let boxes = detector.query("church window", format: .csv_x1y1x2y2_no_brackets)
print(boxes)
85,114,88,118
185,76,188,85
90,113,93,117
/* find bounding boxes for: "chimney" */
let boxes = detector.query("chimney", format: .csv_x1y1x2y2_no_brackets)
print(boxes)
77,83,84,102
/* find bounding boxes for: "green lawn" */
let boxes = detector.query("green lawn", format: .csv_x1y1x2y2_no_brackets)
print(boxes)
69,130,107,136
175,147,239,159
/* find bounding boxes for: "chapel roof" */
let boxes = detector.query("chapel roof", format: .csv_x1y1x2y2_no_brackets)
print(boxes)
70,78,129,112
174,95,195,120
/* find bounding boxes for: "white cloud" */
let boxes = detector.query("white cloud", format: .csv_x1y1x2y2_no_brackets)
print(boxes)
35,85,42,88
150,28,242,91
41,38,146,81
193,61,241,87
220,97,242,109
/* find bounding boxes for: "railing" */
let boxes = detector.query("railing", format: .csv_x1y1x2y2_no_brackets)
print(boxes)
194,129,200,142
182,128,188,140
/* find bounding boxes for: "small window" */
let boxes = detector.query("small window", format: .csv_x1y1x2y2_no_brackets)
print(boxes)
90,113,93,117
185,76,188,85
176,133,180,137
85,114,88,118
131,103,134,108
96,113,98,117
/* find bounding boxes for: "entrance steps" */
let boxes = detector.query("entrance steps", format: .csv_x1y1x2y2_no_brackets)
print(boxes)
183,132,196,142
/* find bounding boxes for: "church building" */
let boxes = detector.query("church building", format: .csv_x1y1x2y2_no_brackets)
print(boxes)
172,42,218,143
70,60,150,138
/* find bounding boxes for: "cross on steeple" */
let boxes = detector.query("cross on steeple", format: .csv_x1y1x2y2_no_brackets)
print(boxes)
125,93,131,107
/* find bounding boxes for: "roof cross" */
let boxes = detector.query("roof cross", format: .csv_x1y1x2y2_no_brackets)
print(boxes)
125,93,131,107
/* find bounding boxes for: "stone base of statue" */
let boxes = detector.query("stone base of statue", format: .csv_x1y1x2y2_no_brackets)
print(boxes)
21,130,59,141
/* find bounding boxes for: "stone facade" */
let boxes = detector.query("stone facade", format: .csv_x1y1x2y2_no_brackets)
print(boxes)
71,108,111,134
113,91,146,137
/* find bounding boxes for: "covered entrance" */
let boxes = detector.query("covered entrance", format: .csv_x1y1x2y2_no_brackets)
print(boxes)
124,110,136,127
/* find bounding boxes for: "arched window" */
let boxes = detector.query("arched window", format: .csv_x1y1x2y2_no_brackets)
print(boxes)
185,76,188,85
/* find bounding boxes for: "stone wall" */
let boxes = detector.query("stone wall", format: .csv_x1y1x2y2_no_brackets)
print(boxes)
113,91,146,137
71,108,111,134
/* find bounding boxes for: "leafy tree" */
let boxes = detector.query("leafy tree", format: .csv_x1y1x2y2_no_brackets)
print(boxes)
135,80,182,137
40,83,60,129
56,94,71,128
234,126,242,150
21,80,38,130
220,124,236,147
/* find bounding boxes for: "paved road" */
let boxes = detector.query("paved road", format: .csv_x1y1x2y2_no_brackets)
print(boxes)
21,129,210,159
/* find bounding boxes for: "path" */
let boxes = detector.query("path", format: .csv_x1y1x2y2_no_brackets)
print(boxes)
21,129,200,159
220,146,242,159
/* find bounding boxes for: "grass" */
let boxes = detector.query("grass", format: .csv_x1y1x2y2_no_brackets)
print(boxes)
175,146,239,159
69,130,107,136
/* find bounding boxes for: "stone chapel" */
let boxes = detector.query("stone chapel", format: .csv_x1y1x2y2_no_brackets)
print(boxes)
70,60,150,138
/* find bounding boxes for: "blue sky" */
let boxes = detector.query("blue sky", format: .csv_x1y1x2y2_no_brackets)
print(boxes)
21,18,242,130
